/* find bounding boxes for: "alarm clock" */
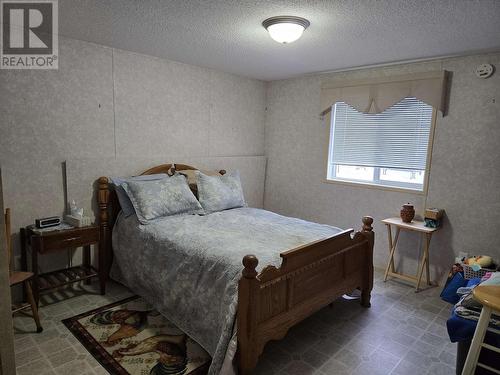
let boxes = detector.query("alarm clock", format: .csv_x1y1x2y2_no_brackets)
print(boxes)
35,216,61,228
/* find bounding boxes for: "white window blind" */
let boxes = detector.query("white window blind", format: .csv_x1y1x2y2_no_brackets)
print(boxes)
330,97,433,171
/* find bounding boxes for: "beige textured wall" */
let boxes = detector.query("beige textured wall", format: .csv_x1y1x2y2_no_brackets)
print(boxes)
1,34,498,289
264,53,500,283
0,37,266,273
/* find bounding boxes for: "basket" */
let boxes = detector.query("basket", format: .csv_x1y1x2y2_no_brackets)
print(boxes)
462,263,496,280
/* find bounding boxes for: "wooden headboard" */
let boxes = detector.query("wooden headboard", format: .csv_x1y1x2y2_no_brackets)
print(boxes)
96,163,226,283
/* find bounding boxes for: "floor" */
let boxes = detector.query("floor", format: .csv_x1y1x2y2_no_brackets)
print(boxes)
13,270,457,375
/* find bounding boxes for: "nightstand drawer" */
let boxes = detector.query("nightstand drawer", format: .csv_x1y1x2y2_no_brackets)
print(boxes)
37,226,99,253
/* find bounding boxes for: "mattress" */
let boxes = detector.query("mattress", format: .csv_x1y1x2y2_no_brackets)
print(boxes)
111,207,342,374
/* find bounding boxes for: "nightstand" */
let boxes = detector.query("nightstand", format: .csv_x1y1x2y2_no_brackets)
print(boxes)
21,224,105,304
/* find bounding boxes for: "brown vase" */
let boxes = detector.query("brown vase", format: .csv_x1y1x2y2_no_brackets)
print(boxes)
400,203,415,223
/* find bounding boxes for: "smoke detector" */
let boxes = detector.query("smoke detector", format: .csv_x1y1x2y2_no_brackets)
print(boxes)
474,64,494,79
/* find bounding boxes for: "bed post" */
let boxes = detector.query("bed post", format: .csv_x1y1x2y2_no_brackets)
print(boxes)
360,216,374,308
97,177,110,295
238,255,259,375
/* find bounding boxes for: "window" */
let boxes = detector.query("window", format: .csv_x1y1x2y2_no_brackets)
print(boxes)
327,97,434,191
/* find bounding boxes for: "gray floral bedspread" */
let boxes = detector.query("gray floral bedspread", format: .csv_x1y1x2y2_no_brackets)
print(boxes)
111,207,342,374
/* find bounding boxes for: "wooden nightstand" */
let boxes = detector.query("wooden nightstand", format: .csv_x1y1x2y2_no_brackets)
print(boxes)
21,224,105,304
382,217,439,292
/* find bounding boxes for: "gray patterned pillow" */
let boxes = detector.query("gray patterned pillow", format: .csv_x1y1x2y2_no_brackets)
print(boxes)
122,174,204,224
197,170,246,214
110,173,168,217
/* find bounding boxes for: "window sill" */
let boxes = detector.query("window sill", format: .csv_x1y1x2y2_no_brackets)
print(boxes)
323,178,427,195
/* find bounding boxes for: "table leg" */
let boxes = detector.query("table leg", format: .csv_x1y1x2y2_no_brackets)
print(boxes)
415,233,428,292
32,236,40,306
392,228,400,272
98,241,106,295
20,228,27,300
82,245,91,285
25,280,43,333
387,225,395,273
384,226,400,281
384,225,391,281
425,233,432,286
462,306,492,375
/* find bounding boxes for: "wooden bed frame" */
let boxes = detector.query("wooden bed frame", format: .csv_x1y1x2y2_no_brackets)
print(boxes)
96,163,374,375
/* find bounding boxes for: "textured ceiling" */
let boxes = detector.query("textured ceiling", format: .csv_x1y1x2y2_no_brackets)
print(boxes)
59,0,500,80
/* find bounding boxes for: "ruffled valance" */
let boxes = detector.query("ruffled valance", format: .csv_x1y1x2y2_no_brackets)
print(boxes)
320,71,449,116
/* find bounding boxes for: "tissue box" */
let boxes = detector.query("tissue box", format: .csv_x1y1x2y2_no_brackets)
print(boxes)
64,215,93,227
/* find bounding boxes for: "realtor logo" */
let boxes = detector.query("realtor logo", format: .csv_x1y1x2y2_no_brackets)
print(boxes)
1,0,58,69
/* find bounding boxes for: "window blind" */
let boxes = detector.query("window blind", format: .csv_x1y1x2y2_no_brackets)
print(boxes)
330,97,433,171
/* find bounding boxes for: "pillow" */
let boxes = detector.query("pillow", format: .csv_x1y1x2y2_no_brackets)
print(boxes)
110,173,168,217
177,169,222,192
122,174,204,224
196,170,246,214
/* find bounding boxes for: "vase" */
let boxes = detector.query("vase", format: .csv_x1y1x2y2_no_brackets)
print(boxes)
400,203,415,223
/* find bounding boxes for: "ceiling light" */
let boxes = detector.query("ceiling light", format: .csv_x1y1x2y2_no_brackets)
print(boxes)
262,16,310,44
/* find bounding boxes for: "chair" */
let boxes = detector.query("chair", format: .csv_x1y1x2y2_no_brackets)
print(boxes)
461,284,500,375
5,208,43,333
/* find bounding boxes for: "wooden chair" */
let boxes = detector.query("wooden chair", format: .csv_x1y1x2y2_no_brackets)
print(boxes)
461,285,500,375
5,208,43,333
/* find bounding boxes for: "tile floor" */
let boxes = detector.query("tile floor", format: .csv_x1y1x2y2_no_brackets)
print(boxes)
13,271,457,375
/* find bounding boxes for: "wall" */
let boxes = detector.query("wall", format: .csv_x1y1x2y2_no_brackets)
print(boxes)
264,53,500,282
0,36,266,272
1,34,498,287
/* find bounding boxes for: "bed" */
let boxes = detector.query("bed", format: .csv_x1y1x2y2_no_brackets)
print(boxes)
96,163,374,374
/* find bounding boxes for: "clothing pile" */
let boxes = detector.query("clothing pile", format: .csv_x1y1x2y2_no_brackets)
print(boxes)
454,273,500,325
445,272,500,342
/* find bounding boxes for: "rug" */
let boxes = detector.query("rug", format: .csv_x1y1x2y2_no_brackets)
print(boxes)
63,296,211,375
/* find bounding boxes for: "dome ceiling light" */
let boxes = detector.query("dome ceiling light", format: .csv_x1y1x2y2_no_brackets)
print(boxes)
262,16,310,44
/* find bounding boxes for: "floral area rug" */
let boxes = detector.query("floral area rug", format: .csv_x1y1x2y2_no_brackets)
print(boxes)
63,296,211,375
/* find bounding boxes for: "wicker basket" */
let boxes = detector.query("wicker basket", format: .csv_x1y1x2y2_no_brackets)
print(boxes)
462,263,496,280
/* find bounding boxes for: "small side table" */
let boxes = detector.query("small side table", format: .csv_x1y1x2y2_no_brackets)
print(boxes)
382,217,439,292
21,225,104,305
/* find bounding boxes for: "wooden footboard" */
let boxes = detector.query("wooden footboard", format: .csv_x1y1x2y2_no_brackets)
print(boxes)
237,216,374,374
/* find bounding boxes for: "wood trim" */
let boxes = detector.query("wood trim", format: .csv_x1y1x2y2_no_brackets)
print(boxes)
141,163,226,177
141,163,194,176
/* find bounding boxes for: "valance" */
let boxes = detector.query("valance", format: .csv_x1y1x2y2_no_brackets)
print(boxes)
320,71,448,116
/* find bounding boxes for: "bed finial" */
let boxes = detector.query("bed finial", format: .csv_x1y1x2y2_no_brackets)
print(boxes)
242,255,258,279
362,216,373,232
167,164,176,176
